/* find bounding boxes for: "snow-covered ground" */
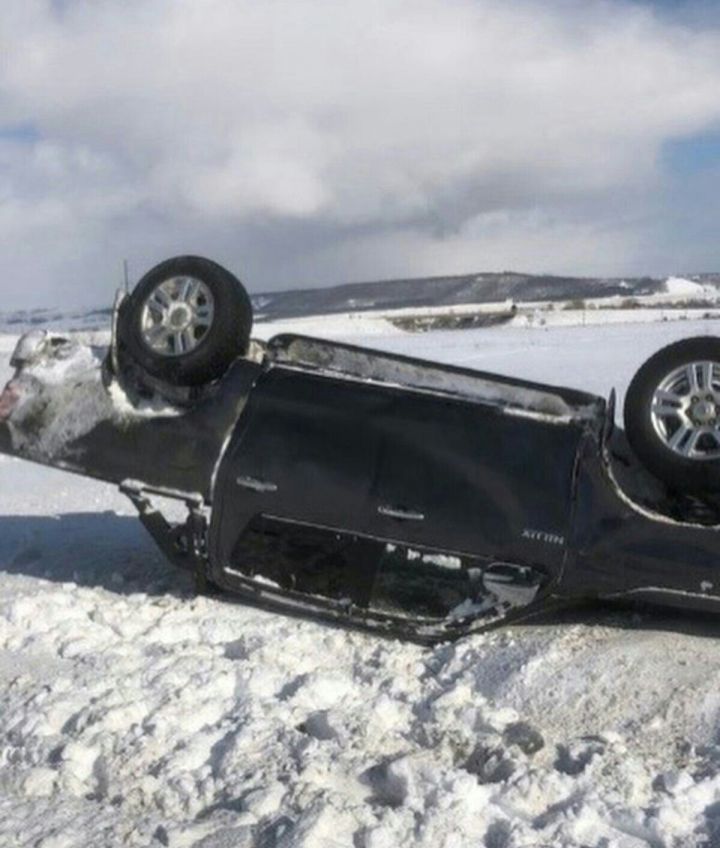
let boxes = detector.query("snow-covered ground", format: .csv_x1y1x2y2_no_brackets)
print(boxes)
4,317,720,847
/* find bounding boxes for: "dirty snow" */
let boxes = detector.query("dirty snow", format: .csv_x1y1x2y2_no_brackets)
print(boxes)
2,334,181,461
4,316,720,846
3,338,118,459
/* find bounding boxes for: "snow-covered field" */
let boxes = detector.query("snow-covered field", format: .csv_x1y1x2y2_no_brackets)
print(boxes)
4,317,720,847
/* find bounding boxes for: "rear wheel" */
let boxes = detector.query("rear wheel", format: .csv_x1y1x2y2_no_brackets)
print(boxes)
117,256,252,387
624,337,720,492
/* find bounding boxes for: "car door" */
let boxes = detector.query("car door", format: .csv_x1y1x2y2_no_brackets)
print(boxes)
370,391,581,572
210,366,384,588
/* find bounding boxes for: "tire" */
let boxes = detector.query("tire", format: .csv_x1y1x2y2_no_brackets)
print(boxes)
117,256,253,387
623,336,720,493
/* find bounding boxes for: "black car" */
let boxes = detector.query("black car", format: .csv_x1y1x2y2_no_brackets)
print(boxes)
2,256,720,643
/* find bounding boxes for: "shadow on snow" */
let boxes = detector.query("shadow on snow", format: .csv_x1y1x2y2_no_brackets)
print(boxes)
0,511,193,598
2,512,720,643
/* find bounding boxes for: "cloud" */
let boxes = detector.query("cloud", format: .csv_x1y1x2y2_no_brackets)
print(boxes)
1,0,720,307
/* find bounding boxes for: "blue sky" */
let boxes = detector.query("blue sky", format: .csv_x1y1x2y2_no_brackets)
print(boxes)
644,0,720,21
0,124,41,145
1,0,720,308
664,133,720,174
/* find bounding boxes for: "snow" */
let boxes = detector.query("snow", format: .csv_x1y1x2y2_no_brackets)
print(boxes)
254,312,399,339
4,338,118,458
3,334,181,461
4,315,720,846
663,277,718,301
270,335,599,422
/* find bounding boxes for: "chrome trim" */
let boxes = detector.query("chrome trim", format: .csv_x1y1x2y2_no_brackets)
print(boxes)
236,475,278,493
378,505,425,521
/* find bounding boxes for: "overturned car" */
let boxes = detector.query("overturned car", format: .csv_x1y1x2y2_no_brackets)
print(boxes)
2,256,720,643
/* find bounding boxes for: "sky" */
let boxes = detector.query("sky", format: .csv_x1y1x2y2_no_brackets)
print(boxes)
1,0,720,308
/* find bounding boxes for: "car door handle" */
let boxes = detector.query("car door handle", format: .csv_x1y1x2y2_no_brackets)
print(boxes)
236,475,278,493
378,505,425,521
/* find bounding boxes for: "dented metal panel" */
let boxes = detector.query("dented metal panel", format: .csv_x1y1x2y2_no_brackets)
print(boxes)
0,332,261,499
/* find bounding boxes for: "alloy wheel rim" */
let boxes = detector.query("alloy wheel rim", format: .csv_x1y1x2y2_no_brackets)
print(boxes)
140,276,215,357
650,360,720,460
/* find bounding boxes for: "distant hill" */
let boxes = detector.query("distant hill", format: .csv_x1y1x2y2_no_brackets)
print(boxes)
251,271,720,321
2,271,720,333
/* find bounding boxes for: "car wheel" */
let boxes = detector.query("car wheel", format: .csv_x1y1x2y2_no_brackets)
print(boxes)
117,255,253,387
624,336,720,492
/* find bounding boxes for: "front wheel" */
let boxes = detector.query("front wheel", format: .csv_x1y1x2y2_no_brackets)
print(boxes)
623,336,720,493
116,256,253,387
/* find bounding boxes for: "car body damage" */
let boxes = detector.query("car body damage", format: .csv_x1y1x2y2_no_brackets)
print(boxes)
0,328,257,499
1,332,116,459
3,261,720,643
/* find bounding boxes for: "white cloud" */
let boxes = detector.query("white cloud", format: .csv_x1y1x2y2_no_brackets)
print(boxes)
1,0,720,306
